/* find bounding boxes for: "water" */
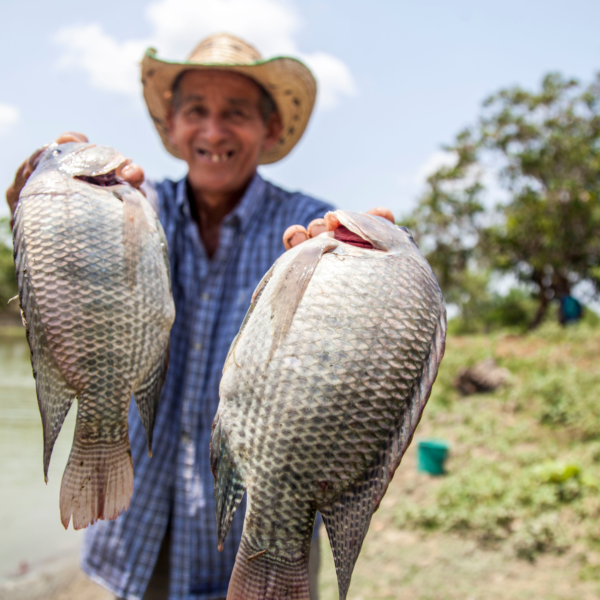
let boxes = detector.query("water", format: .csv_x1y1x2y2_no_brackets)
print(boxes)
0,327,83,582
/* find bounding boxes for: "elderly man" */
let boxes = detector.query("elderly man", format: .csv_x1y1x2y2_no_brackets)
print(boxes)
7,33,392,600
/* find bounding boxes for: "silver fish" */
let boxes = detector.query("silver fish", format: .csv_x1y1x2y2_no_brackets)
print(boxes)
13,142,175,530
211,210,446,600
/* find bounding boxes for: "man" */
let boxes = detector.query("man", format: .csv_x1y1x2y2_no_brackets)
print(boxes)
7,33,392,600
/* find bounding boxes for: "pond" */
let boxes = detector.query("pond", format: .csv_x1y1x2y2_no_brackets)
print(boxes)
0,327,82,583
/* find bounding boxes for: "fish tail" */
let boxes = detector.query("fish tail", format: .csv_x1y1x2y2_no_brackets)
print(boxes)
227,535,310,600
59,427,133,530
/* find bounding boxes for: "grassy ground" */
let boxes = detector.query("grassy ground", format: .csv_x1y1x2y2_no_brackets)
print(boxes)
320,320,600,599
7,321,600,599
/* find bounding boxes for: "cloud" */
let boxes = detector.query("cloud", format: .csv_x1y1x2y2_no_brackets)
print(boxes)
0,103,20,135
53,0,356,111
54,25,147,96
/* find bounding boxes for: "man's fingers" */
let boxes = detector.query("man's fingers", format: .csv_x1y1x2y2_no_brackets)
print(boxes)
366,207,395,223
55,132,89,144
120,163,145,189
283,207,395,251
283,225,308,250
307,218,327,238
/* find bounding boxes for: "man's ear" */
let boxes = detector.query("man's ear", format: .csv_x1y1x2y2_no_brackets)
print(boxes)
261,111,283,153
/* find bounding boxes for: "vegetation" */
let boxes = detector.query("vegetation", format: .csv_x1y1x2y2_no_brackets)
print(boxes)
406,73,600,330
393,321,600,567
0,217,18,319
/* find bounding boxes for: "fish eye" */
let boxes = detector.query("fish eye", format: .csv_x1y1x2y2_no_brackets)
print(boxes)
52,149,62,156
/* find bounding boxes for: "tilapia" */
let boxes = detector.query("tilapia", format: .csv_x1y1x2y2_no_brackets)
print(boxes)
13,142,175,530
211,210,446,600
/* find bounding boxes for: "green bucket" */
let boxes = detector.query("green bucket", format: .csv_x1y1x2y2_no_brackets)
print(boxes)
417,439,450,475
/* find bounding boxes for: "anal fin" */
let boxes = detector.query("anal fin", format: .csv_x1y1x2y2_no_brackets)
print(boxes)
134,341,170,456
320,463,383,600
210,416,246,551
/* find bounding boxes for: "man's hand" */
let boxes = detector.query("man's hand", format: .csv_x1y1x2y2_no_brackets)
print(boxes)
282,207,395,250
5,132,146,226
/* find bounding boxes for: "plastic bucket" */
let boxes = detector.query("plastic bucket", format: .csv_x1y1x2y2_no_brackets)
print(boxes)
417,439,450,475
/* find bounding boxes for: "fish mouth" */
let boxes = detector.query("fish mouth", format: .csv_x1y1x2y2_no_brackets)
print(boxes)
325,212,375,249
333,226,375,249
75,171,123,187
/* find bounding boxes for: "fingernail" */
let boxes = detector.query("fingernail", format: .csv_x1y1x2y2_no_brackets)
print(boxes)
289,231,308,247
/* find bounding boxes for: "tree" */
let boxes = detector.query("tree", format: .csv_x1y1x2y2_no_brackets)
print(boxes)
407,73,600,329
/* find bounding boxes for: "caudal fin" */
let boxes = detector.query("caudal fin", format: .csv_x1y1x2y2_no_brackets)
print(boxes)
59,435,133,530
227,537,310,600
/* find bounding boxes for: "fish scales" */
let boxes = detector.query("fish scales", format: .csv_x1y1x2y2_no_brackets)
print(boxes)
14,143,175,530
212,211,446,599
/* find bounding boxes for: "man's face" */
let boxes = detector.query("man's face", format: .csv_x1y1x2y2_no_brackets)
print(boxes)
167,70,282,199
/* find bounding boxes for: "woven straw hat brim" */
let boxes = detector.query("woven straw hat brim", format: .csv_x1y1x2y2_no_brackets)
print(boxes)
141,48,316,165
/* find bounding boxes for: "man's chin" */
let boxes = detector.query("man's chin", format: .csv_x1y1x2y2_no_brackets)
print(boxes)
187,163,256,198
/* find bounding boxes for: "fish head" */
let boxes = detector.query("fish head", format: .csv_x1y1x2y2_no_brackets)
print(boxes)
325,210,416,254
34,142,128,183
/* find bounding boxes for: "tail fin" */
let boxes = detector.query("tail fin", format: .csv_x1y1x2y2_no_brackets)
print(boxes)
227,536,310,600
59,433,133,530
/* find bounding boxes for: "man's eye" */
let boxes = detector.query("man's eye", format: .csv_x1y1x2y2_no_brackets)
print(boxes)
186,106,206,118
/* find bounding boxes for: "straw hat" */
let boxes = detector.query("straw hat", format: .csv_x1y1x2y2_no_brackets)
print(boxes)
141,33,317,165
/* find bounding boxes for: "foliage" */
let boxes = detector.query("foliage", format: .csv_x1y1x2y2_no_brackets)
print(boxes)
0,217,18,315
447,286,538,334
395,322,600,563
406,73,600,328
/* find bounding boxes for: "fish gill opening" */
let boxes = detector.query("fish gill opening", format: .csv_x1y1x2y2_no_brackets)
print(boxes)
75,171,122,187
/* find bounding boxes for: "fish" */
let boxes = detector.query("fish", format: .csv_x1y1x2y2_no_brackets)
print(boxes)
211,210,446,600
13,142,175,530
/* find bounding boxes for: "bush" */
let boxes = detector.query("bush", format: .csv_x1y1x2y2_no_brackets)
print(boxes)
449,285,538,334
395,458,592,558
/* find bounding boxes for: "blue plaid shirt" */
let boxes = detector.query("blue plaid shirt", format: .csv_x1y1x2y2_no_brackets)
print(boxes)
81,173,333,600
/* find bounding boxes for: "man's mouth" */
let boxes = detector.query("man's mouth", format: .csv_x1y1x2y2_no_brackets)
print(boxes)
197,149,234,163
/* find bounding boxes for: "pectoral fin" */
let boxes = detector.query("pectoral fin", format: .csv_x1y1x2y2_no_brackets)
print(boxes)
267,239,337,366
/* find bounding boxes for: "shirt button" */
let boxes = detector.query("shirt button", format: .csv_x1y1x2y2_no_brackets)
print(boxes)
201,292,210,301
181,432,191,444
193,342,202,351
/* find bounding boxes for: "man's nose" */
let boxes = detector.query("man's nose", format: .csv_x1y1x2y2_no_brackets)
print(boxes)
201,115,228,144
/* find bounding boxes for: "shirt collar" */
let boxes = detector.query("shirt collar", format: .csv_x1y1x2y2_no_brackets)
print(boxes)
175,172,267,232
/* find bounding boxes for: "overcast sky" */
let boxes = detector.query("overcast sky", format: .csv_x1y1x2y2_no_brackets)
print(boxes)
0,0,598,219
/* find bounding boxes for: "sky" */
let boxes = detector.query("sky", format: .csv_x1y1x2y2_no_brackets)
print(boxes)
0,0,599,219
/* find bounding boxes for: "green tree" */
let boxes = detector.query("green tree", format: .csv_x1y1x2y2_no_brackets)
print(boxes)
407,73,600,329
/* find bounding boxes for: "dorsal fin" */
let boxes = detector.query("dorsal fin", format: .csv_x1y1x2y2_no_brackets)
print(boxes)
320,308,447,599
267,238,337,366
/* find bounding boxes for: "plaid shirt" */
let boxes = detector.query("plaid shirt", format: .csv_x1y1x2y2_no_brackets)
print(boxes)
81,173,333,600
